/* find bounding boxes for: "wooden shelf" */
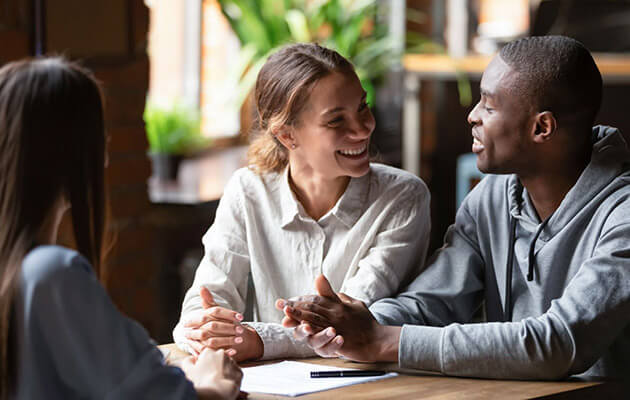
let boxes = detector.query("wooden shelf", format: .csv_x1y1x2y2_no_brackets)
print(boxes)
403,53,630,82
148,146,248,204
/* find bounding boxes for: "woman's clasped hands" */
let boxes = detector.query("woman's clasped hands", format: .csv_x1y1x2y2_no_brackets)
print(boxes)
183,286,263,361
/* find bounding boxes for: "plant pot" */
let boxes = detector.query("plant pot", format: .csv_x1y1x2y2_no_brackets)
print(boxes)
148,153,183,181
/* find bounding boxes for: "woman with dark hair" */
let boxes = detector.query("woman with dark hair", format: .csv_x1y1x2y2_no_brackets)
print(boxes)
0,58,241,400
174,43,431,362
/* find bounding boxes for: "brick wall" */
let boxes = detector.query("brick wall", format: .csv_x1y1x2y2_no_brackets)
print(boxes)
0,1,30,62
0,0,172,341
87,2,167,341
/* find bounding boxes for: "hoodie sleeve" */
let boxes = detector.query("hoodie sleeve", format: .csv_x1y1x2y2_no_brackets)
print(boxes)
372,207,630,379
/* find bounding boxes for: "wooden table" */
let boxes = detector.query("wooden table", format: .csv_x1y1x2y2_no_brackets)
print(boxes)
159,343,623,399
402,53,630,176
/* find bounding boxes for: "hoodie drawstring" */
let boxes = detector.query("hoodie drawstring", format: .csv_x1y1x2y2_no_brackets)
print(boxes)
527,218,550,281
504,216,551,321
504,218,517,322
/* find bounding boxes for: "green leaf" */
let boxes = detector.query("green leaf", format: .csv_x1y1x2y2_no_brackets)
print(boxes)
143,102,207,154
286,9,311,42
218,0,274,53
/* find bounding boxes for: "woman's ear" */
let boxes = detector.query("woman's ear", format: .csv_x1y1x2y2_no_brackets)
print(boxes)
273,126,298,150
533,111,557,143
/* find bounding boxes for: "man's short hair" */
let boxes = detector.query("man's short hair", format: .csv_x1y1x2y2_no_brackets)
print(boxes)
499,35,602,126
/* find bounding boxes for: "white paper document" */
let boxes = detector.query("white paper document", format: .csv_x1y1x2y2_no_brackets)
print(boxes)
240,360,398,397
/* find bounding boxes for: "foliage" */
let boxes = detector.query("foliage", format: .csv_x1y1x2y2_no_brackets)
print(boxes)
218,0,401,107
143,103,208,155
218,0,471,108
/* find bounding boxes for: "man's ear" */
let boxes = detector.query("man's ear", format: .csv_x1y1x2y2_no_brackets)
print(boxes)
273,126,297,150
533,111,557,144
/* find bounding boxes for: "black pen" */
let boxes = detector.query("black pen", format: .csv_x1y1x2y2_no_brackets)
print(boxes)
310,370,387,378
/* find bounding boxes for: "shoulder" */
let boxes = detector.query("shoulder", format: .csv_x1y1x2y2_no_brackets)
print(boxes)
598,175,630,232
461,174,512,210
227,166,283,199
368,163,429,200
21,245,93,287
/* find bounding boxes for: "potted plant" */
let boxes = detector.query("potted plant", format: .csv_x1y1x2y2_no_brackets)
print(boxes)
143,102,208,181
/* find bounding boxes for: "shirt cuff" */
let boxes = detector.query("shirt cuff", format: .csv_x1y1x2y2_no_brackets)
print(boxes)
172,322,194,355
399,324,443,372
246,322,316,360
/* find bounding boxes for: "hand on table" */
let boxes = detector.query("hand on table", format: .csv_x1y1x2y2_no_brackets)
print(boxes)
275,275,400,363
183,286,263,361
181,348,244,400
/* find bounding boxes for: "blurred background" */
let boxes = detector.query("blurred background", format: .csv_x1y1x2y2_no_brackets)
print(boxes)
2,0,629,342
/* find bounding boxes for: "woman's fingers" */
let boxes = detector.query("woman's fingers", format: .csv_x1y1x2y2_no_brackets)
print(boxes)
308,329,344,358
186,339,204,356
184,324,244,342
200,335,244,350
184,306,244,328
282,315,300,328
293,322,327,341
307,327,336,348
208,306,244,323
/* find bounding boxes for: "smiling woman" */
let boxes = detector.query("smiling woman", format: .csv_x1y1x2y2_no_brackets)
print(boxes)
172,43,432,363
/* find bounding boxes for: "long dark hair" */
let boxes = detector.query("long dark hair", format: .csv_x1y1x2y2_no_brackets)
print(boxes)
247,43,355,174
0,57,106,398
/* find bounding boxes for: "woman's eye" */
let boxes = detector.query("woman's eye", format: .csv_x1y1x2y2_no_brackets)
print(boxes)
484,106,494,112
328,117,343,126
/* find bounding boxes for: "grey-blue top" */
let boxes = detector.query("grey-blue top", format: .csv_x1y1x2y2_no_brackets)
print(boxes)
12,245,196,399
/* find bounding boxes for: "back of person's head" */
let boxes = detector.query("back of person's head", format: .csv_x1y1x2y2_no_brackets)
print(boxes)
247,42,355,174
0,57,106,398
499,35,602,129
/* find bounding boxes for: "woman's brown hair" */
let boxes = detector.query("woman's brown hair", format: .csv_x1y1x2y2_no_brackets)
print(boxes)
247,43,355,174
0,57,106,398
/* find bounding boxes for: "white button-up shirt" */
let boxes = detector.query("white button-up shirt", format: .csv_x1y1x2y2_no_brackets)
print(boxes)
173,163,430,359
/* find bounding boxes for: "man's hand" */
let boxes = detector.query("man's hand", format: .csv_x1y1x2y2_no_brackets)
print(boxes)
184,286,263,361
276,275,400,363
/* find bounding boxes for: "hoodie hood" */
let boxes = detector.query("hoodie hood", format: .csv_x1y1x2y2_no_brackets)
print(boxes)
508,125,630,236
501,125,630,313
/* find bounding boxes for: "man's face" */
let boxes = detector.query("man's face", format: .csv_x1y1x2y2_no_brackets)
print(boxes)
467,56,536,174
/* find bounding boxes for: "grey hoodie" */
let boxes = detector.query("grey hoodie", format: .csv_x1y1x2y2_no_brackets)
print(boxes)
370,125,630,380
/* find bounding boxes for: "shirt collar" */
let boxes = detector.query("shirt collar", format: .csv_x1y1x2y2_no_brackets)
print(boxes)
279,167,301,228
279,166,371,229
329,170,370,228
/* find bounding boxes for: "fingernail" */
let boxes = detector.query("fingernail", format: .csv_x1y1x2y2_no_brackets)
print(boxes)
326,328,335,337
277,300,286,308
235,337,243,344
236,313,244,321
227,349,237,356
236,326,244,334
336,336,344,345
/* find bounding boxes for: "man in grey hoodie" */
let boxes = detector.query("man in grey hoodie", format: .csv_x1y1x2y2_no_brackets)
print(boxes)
277,35,630,380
